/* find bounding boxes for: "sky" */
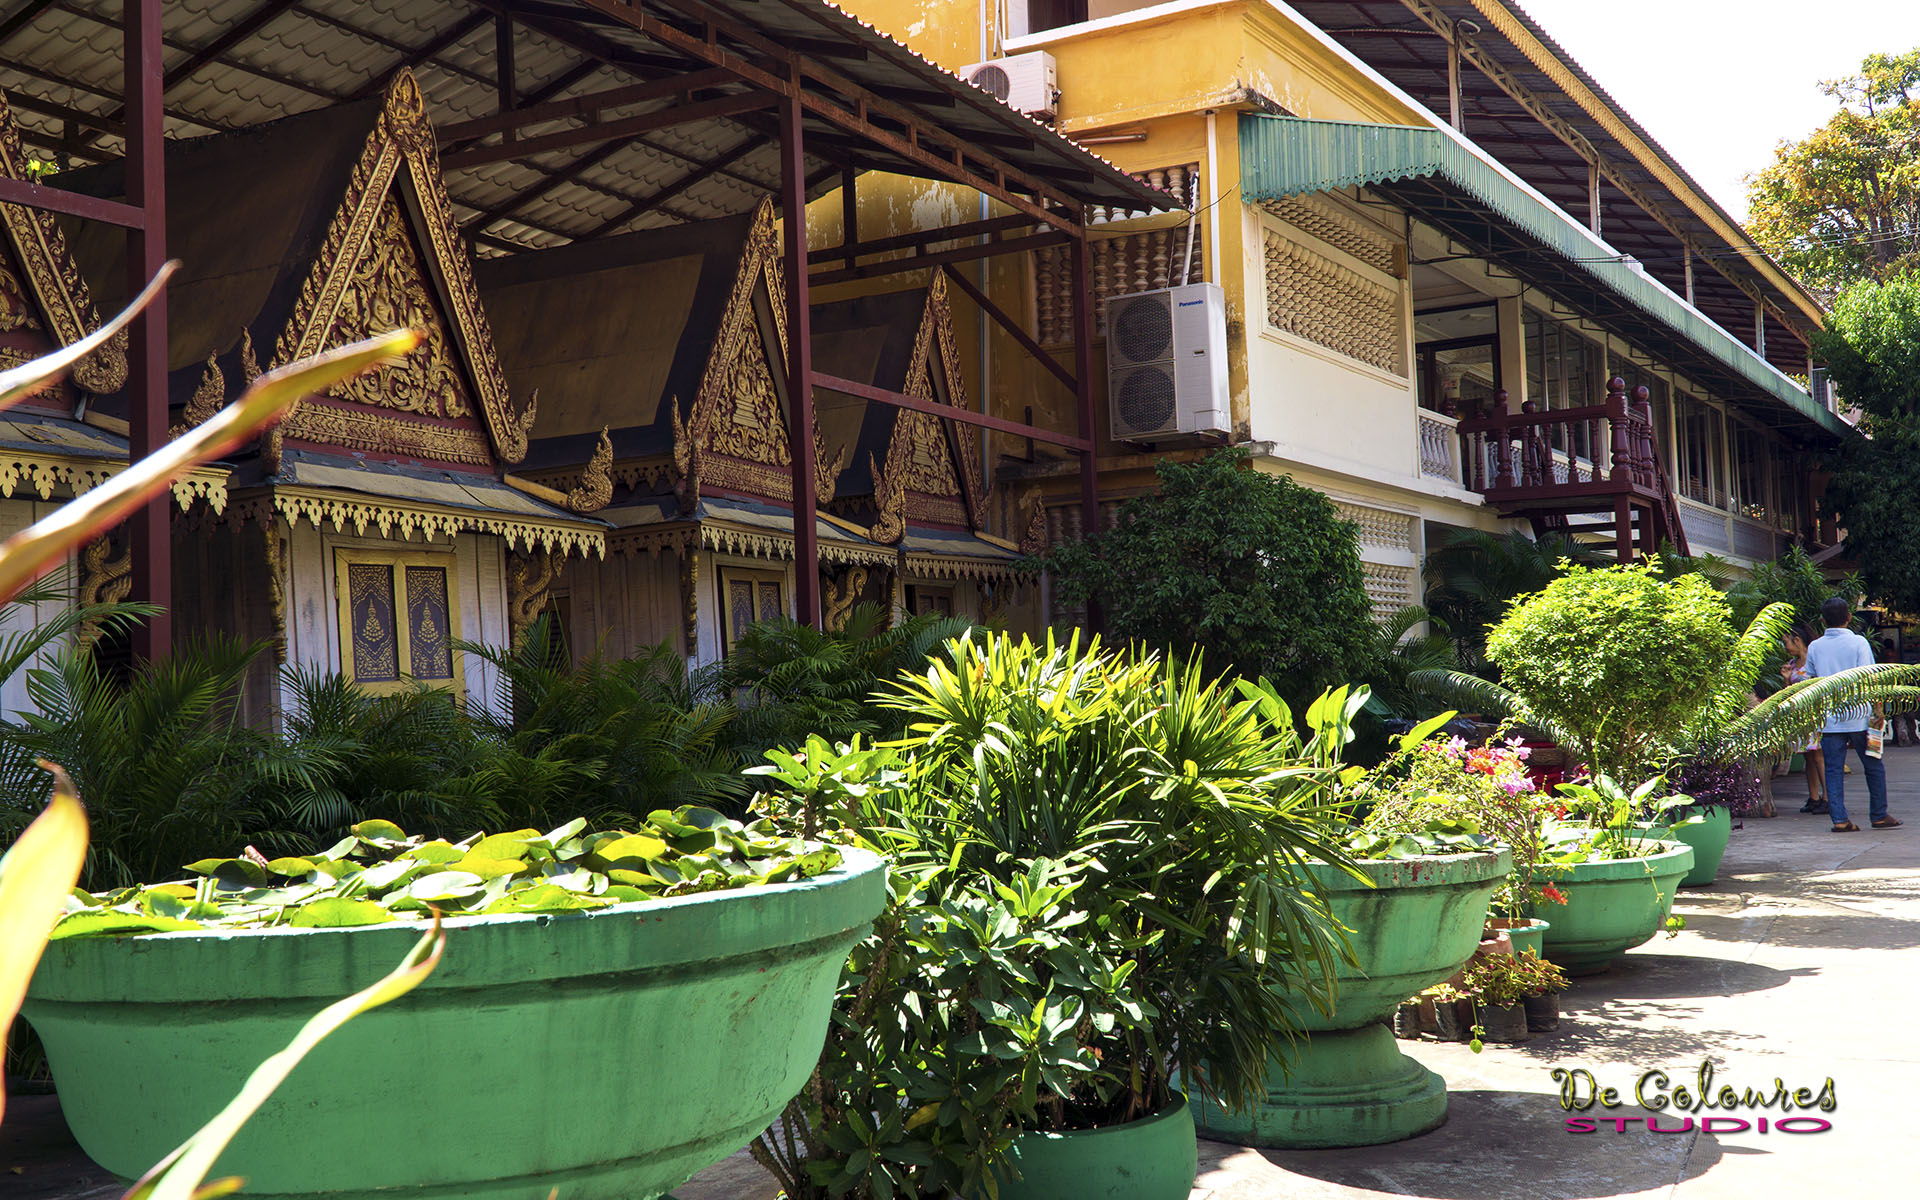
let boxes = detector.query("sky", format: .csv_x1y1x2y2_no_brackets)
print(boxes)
1516,0,1920,221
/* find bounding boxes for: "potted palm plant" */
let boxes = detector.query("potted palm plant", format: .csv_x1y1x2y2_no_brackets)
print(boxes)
749,634,1364,1199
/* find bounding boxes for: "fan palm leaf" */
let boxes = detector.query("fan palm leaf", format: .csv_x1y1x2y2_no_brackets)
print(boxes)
1707,664,1920,763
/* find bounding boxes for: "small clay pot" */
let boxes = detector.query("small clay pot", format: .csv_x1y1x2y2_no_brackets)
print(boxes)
1523,993,1560,1032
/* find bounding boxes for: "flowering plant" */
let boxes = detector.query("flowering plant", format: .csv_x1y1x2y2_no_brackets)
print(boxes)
1353,727,1556,917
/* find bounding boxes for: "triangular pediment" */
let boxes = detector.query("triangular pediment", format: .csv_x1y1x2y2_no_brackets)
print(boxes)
0,91,127,407
264,70,532,470
672,199,840,509
868,272,987,543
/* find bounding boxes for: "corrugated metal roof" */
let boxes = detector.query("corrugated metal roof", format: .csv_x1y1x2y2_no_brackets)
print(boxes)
0,0,1170,256
1238,114,1847,441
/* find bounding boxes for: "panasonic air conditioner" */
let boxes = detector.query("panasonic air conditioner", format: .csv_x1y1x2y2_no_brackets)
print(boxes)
960,51,1058,121
1104,283,1229,442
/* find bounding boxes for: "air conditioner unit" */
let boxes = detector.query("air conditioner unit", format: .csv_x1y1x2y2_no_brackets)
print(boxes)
1104,282,1229,441
960,51,1058,121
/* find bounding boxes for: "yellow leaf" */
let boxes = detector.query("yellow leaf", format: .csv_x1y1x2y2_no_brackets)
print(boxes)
0,762,89,1127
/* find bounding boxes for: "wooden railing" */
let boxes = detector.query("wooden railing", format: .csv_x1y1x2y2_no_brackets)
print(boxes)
1455,377,1663,501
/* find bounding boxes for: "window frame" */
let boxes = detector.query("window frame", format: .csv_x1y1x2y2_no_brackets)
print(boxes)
716,564,790,654
333,547,466,696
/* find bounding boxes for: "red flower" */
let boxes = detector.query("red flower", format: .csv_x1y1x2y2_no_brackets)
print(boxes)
1540,883,1569,905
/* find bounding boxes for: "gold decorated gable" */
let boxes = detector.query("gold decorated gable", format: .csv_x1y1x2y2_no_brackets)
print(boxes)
671,199,840,510
0,91,127,399
267,70,531,468
867,272,988,544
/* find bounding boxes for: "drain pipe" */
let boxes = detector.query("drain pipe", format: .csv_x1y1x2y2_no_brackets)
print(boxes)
1204,109,1222,284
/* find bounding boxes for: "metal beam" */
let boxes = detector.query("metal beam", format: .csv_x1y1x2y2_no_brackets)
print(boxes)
813,373,1093,452
125,0,169,661
807,231,1067,286
0,177,144,227
580,134,765,237
826,212,1037,261
345,9,492,100
436,68,736,143
439,89,777,170
780,94,820,628
939,262,1076,394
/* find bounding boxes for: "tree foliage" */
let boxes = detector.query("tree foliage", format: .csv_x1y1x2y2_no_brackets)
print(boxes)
1815,273,1920,612
1041,449,1374,706
1421,529,1605,669
1747,50,1920,296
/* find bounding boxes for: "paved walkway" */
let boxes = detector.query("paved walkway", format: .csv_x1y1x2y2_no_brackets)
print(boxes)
7,750,1916,1198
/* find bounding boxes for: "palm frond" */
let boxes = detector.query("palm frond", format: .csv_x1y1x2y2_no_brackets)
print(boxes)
1710,663,1920,763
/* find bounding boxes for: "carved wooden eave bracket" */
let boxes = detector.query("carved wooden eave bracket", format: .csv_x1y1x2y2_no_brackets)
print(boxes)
0,452,226,513
566,425,614,514
866,272,989,545
0,92,127,398
75,532,131,647
262,69,535,471
506,546,563,647
669,199,838,512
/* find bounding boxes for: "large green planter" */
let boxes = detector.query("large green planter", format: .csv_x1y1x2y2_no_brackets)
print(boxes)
994,1095,1197,1200
1488,916,1550,957
1194,849,1510,1149
1634,806,1732,886
1530,841,1693,975
25,847,887,1200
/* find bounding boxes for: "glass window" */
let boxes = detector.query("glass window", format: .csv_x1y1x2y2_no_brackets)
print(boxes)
336,551,463,694
1415,305,1499,416
1676,396,1729,510
1733,424,1770,522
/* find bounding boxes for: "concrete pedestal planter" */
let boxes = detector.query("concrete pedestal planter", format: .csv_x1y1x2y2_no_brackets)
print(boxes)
994,1095,1198,1200
1529,841,1693,975
25,846,887,1200
1194,849,1509,1149
1633,806,1732,886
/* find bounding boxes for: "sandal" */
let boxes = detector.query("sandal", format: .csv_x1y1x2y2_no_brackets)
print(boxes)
1832,822,1860,832
1873,817,1904,829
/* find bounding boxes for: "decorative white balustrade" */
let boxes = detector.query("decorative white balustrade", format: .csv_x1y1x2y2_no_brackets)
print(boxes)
1417,409,1462,486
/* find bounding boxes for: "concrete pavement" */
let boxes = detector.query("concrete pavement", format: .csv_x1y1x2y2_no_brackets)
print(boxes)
7,749,1916,1198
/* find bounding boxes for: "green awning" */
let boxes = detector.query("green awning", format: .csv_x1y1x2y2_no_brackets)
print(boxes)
1240,114,1848,441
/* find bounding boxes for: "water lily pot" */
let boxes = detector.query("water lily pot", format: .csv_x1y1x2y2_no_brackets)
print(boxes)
1634,806,1732,886
25,846,888,1200
993,1095,1197,1200
1194,849,1510,1149
1530,841,1693,975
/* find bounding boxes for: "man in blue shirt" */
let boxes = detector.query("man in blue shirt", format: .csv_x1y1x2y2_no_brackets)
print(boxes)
1804,596,1899,831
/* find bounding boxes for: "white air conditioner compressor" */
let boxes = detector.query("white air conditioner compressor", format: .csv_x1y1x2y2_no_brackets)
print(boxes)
1104,282,1229,441
959,51,1058,121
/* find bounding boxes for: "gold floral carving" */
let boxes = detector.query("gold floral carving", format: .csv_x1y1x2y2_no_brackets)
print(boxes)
264,521,289,664
174,331,262,439
280,406,494,466
680,546,700,653
76,534,131,647
1019,488,1049,556
0,94,127,395
0,256,38,334
567,426,614,514
236,489,604,559
270,70,531,464
506,548,562,646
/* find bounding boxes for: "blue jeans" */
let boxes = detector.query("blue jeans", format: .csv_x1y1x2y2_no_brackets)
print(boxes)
1822,731,1889,826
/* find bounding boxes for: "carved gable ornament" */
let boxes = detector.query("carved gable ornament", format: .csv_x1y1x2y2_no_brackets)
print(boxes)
867,271,988,545
0,92,127,395
672,199,842,512
265,70,533,470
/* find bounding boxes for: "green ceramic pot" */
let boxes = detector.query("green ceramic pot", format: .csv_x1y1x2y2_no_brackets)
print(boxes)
1194,849,1510,1149
26,847,887,1200
994,1095,1197,1200
1632,806,1732,886
1529,841,1693,975
1488,917,1551,958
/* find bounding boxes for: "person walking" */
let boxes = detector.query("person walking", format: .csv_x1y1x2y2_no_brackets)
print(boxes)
1781,624,1827,813
1805,597,1900,832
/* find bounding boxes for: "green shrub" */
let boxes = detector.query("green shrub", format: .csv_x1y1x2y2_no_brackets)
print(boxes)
750,631,1359,1198
1041,449,1373,708
1482,564,1735,783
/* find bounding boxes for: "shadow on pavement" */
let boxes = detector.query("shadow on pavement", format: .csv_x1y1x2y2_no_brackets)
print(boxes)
1220,1091,1732,1200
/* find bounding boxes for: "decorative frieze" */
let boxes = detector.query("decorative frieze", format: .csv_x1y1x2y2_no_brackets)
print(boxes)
1336,501,1414,553
1263,230,1405,376
1361,561,1417,622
